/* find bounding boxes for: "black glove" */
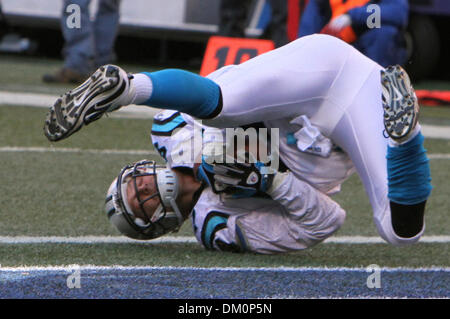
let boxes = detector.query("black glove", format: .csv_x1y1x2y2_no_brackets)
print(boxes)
197,152,276,198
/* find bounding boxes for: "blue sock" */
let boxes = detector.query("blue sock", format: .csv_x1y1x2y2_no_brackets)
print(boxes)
387,132,432,205
141,69,221,119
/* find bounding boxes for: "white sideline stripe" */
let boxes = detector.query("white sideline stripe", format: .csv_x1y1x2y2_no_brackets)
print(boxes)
0,146,449,160
0,235,449,244
1,90,450,138
0,236,197,244
0,265,448,272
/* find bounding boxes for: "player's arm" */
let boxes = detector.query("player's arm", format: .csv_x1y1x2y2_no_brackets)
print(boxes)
195,171,346,254
266,170,346,244
193,209,242,253
198,159,346,248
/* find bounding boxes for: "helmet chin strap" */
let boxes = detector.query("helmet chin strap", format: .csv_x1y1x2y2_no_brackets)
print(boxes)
169,197,184,226
149,185,184,226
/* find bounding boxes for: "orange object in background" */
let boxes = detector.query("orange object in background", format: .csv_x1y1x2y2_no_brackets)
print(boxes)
200,36,275,76
415,90,450,106
323,0,369,43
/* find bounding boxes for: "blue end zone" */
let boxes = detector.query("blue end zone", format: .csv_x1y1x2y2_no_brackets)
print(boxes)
1,268,448,298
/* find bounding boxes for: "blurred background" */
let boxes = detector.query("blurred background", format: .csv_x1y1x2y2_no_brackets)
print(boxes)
1,0,450,82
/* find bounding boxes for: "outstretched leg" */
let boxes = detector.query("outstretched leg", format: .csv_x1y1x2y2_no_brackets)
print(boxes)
382,65,432,240
43,65,221,142
331,65,431,245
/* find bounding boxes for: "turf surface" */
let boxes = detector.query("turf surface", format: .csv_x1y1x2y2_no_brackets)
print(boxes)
0,104,448,266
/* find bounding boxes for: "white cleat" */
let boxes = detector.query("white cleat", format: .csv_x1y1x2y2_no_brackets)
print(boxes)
44,64,133,142
381,65,419,143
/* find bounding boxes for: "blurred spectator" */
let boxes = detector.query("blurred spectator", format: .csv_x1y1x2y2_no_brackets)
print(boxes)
286,0,309,42
298,0,409,67
218,0,249,38
43,0,121,84
218,0,288,47
261,0,289,47
0,1,7,35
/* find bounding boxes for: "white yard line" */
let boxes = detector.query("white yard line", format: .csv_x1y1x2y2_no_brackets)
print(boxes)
0,235,197,244
0,146,448,159
0,235,449,244
324,235,450,244
0,264,448,272
421,125,450,140
0,90,159,119
428,153,450,159
1,90,450,138
0,146,158,156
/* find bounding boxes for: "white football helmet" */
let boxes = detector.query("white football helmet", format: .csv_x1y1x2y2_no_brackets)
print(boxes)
105,160,184,240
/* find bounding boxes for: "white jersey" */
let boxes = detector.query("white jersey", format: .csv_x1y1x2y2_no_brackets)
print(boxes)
151,110,200,169
151,109,345,254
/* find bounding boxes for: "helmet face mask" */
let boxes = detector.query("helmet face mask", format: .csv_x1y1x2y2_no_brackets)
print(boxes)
105,160,184,240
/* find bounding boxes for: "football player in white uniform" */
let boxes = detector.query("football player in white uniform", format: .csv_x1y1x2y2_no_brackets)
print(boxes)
44,34,432,249
145,110,345,253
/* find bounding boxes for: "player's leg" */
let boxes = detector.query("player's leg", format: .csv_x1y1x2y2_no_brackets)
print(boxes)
382,65,432,239
128,34,348,129
43,0,94,83
330,65,431,245
43,64,223,141
61,0,94,75
44,35,352,141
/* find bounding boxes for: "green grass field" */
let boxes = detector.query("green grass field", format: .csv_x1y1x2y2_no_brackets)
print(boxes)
0,55,449,269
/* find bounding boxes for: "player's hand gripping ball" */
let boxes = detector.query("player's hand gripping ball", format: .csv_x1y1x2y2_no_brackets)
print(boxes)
197,151,275,198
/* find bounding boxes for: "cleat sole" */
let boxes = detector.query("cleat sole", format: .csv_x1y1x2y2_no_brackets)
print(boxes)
43,65,129,142
381,65,419,141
